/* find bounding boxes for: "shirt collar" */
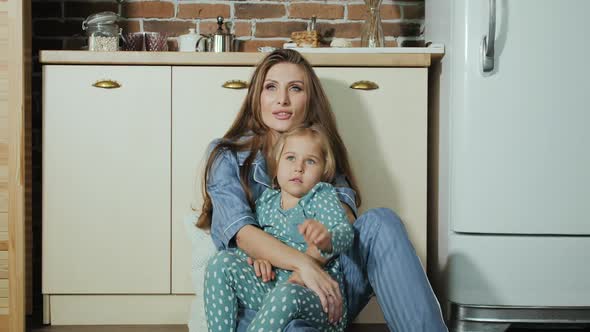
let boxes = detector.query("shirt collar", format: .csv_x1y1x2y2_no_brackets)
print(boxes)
235,150,271,188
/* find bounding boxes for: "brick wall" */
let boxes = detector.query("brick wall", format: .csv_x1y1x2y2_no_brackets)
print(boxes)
28,0,424,321
32,0,425,54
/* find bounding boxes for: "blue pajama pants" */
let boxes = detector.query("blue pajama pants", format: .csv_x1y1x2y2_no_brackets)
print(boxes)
233,208,448,332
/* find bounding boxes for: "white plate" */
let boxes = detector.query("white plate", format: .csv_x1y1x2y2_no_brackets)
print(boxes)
286,44,444,54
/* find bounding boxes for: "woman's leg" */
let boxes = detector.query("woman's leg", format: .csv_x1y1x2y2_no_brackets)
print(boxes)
341,208,447,331
204,250,274,332
246,282,345,332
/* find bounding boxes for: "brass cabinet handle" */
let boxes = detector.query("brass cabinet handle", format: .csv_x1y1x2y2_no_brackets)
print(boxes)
222,80,248,90
92,80,121,89
350,80,379,90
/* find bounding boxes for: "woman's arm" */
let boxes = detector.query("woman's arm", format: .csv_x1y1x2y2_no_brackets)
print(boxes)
236,225,343,324
235,224,312,271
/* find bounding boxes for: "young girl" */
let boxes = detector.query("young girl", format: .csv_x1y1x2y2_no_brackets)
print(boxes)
204,125,353,332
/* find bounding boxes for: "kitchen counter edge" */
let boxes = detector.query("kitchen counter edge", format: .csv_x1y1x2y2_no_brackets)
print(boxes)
39,50,443,67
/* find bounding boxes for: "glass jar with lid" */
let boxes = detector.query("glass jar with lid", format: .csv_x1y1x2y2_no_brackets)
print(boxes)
83,11,120,51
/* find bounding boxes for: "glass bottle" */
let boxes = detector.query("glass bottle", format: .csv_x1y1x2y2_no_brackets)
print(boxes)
83,11,120,51
360,0,384,48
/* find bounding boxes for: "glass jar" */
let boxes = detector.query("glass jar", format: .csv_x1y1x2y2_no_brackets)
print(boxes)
360,0,384,48
83,12,120,51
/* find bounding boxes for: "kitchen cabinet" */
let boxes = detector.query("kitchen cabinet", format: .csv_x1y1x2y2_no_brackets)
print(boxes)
41,52,432,325
171,66,253,294
43,66,171,294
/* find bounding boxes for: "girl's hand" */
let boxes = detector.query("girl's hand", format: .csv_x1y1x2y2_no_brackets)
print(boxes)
296,258,343,325
247,256,275,282
298,219,332,253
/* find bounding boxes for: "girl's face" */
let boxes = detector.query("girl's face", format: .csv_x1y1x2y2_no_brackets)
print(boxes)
277,134,325,200
260,63,308,135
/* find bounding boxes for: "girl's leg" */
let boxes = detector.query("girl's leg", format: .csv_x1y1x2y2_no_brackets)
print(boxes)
205,250,274,332
237,308,320,332
246,283,345,332
341,208,447,332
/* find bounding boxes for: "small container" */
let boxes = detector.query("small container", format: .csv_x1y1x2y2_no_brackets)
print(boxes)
178,28,199,52
83,11,120,51
122,32,144,51
145,32,169,52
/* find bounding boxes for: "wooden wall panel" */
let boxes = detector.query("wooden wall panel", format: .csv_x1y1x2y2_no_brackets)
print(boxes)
0,7,10,327
4,0,31,329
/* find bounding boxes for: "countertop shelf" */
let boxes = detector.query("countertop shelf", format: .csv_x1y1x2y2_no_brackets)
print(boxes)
40,47,444,67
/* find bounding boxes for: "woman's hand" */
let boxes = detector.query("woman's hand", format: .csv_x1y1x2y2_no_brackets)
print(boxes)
287,271,305,286
247,257,275,282
298,219,332,253
295,257,343,325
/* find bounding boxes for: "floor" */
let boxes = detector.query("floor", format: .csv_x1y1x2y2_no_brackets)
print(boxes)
28,324,388,332
27,324,590,332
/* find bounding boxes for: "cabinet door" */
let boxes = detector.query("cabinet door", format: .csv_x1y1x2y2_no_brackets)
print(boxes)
316,67,428,264
43,65,171,293
317,67,428,323
171,66,253,293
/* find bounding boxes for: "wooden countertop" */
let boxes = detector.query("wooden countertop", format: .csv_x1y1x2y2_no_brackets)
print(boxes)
40,47,444,67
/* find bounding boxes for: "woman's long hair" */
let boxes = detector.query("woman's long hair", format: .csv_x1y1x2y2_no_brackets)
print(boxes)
197,49,361,229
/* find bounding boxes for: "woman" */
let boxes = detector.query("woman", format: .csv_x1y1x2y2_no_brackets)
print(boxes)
197,49,447,331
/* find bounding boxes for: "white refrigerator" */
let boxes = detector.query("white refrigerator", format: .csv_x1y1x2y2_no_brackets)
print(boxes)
426,0,590,330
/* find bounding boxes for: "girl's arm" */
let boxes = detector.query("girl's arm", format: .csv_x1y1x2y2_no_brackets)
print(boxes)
235,225,343,323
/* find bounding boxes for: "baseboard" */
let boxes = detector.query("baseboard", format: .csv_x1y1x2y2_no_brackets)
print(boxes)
47,295,193,325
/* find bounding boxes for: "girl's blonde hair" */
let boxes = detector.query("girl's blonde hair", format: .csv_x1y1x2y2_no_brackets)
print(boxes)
197,49,361,230
270,124,336,188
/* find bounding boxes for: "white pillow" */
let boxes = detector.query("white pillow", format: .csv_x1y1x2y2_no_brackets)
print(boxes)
183,213,218,332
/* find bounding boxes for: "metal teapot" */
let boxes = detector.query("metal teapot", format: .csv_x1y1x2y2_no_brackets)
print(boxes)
197,16,235,52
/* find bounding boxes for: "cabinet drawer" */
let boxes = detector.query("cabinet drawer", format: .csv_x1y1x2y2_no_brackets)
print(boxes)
43,65,171,293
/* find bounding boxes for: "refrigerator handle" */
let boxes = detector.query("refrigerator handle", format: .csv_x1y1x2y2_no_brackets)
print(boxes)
481,0,496,73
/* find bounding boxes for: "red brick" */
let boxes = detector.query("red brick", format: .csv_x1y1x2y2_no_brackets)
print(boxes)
143,21,196,37
65,2,118,18
234,21,252,37
119,20,141,34
403,4,425,20
348,4,400,20
200,21,223,35
235,4,285,19
239,39,285,52
289,3,344,20
316,22,362,39
255,21,307,38
122,1,174,19
177,4,230,19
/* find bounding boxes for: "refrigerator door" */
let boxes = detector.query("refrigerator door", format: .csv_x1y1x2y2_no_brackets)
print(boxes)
450,0,590,234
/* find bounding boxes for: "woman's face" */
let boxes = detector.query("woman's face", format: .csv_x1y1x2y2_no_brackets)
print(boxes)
260,63,308,135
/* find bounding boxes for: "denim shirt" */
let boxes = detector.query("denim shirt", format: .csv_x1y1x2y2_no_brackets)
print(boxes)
206,139,358,251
